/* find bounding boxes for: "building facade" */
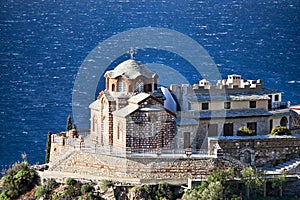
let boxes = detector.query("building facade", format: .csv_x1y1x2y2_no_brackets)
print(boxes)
90,59,291,153
171,74,290,150
89,59,176,153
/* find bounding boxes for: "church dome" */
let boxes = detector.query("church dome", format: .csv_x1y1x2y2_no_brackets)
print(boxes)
105,59,158,79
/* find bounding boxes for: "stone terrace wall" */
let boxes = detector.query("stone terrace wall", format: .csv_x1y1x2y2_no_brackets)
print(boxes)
208,134,300,168
49,151,243,183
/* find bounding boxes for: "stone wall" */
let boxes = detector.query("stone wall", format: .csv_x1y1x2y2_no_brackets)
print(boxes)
208,134,300,168
49,150,244,184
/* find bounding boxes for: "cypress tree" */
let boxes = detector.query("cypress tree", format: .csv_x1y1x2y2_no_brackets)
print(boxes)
45,132,52,163
66,114,73,131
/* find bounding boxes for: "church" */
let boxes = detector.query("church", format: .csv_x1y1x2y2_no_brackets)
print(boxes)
89,58,176,153
89,51,292,154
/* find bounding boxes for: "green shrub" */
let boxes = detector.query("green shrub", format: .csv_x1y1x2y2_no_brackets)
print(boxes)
65,185,77,196
65,177,76,186
35,186,45,198
237,127,256,136
0,191,9,200
52,191,64,200
81,184,93,194
155,182,173,200
270,126,291,136
1,162,40,199
99,179,111,192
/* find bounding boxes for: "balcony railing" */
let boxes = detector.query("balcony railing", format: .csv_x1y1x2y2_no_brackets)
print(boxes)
269,101,290,110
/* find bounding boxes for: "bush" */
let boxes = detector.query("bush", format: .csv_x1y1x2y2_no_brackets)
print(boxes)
237,127,256,136
35,186,45,198
1,162,40,199
0,191,9,200
99,179,111,192
81,184,93,194
65,177,76,186
155,182,173,200
270,126,291,136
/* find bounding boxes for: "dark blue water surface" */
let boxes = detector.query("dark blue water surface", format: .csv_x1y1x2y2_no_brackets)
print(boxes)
0,0,299,166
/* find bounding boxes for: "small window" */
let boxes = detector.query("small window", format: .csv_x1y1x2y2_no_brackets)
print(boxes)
183,132,190,148
224,102,231,109
112,84,115,92
275,94,279,101
249,101,256,108
202,102,209,110
188,102,192,110
151,123,156,137
118,79,126,92
247,122,257,134
136,81,144,93
117,126,122,141
117,126,120,140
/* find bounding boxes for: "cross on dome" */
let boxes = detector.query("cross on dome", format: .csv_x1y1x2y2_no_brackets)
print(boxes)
128,47,135,59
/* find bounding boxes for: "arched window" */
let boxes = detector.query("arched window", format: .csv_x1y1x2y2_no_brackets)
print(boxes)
117,125,122,141
92,116,98,132
118,79,126,92
244,151,252,164
280,116,288,127
111,84,115,92
136,81,144,93
151,123,156,137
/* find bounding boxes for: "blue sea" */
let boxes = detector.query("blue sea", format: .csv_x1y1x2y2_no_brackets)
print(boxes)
0,0,299,167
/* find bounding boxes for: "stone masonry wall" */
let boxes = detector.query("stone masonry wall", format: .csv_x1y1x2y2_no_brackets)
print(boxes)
208,134,300,168
49,150,244,183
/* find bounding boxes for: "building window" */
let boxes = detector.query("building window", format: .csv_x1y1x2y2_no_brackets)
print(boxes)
275,94,279,101
247,122,257,134
208,124,218,137
117,128,122,141
118,79,126,92
183,132,190,148
151,123,156,137
117,126,120,140
249,101,256,108
224,102,231,109
92,116,97,132
223,123,233,136
269,119,273,133
136,81,144,93
111,84,115,92
244,151,252,164
188,102,192,110
202,102,209,110
280,117,288,127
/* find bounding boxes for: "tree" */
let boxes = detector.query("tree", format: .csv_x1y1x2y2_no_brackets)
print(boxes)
155,182,173,200
73,123,77,131
45,131,52,163
241,167,265,199
201,181,224,200
66,114,73,132
183,181,224,200
270,126,291,136
271,174,286,197
207,167,235,198
1,162,40,199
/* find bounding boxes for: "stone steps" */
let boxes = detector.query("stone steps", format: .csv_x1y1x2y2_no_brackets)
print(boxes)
267,158,300,173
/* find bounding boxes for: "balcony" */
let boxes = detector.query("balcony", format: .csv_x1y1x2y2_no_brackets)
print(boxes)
269,101,289,111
